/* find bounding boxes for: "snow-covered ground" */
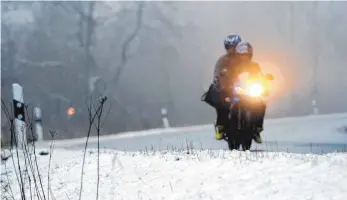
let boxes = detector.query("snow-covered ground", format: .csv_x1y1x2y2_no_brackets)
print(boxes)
42,113,347,148
2,148,347,200
2,113,347,199
33,113,347,154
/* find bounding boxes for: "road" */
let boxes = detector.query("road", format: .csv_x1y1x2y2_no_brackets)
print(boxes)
46,113,347,154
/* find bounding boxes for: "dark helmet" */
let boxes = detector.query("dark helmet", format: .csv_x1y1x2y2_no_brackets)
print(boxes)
224,34,242,50
235,41,253,59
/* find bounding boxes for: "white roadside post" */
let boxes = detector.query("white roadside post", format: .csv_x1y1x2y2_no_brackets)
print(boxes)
34,107,43,141
12,83,26,147
161,108,170,129
312,100,319,115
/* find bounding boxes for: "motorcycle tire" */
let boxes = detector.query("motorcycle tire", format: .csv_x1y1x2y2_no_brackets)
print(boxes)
228,139,241,150
241,139,252,151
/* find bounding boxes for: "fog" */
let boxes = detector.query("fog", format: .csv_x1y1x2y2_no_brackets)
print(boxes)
2,1,347,141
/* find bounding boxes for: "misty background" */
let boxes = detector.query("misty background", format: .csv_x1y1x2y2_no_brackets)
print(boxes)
1,1,347,141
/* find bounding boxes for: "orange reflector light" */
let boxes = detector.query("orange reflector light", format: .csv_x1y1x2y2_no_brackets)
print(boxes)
66,106,75,116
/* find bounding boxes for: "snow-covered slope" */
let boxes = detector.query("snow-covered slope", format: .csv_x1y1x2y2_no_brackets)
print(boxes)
36,113,347,154
47,113,347,146
2,149,347,200
5,114,345,199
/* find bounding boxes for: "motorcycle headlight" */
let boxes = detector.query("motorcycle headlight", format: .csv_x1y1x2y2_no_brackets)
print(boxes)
246,83,264,97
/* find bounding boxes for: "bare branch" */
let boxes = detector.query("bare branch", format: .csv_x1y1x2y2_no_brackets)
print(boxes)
94,98,105,200
111,2,145,88
79,96,107,200
47,131,56,200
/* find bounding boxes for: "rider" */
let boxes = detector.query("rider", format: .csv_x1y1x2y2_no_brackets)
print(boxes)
212,34,242,140
232,41,266,143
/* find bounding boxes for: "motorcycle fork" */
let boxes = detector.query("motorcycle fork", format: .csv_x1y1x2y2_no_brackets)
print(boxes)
230,102,249,130
236,105,253,130
237,107,242,130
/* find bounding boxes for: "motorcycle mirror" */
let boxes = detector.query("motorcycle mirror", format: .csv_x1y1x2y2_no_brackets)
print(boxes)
265,73,274,80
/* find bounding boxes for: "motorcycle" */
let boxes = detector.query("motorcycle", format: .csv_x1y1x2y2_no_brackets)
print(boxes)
222,72,274,151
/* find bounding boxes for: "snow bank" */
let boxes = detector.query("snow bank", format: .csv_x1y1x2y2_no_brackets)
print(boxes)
2,148,347,200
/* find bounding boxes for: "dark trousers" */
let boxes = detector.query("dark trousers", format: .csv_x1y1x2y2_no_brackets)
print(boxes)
202,83,230,127
216,107,230,127
254,103,266,129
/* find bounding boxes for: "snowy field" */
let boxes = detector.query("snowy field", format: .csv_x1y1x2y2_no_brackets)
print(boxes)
2,113,347,199
2,148,347,200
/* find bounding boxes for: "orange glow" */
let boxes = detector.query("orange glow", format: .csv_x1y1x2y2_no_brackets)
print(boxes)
256,60,283,97
254,52,294,105
66,106,75,116
235,73,268,98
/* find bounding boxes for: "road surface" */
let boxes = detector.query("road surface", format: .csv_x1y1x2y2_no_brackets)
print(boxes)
46,113,347,154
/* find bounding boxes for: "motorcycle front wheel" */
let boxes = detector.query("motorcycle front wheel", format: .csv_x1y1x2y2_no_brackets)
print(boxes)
241,139,252,151
228,139,241,150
